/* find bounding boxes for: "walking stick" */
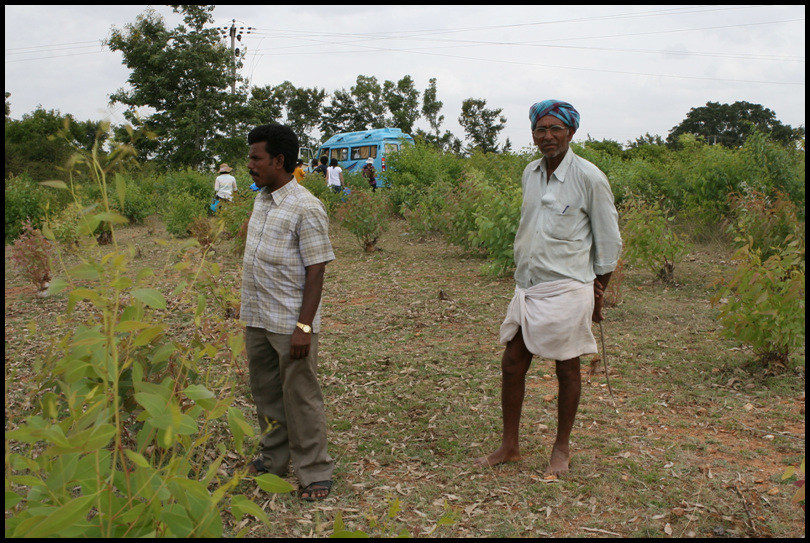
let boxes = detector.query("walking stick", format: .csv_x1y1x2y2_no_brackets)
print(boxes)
598,320,618,412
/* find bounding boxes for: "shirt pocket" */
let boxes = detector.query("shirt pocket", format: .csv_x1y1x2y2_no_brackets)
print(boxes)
541,195,582,241
255,217,299,266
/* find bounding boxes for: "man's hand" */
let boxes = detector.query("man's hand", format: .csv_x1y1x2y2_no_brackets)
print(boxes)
290,327,312,360
592,278,605,323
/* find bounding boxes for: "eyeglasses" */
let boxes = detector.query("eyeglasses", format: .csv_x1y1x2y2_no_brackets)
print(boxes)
533,125,567,136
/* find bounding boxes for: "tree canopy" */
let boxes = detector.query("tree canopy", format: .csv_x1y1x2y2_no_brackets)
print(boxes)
106,5,242,169
667,100,804,148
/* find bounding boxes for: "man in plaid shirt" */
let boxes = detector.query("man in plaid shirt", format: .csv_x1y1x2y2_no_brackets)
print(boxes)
241,124,335,501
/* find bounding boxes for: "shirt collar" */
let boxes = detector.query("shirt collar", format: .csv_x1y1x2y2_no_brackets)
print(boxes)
532,147,575,182
262,177,297,205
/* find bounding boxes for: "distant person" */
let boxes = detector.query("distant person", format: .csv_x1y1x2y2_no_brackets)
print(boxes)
214,163,238,202
314,156,329,178
361,157,377,192
326,158,344,193
293,159,306,182
242,123,335,501
473,99,622,477
310,158,319,174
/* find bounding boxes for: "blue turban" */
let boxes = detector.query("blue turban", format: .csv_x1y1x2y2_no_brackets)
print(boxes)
529,100,580,130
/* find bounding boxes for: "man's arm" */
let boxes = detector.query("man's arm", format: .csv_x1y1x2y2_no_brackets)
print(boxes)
593,272,612,323
290,261,327,359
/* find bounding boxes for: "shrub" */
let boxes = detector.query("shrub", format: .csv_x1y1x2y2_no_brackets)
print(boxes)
726,188,803,260
46,202,83,246
4,174,54,242
384,141,463,213
301,173,342,216
469,175,522,275
336,191,391,251
9,220,52,295
216,189,255,239
5,140,291,538
620,194,690,283
711,236,805,368
401,180,455,238
115,174,157,224
165,192,207,237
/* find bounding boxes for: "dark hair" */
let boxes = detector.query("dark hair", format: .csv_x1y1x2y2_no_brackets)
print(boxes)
319,155,328,165
329,158,338,167
247,123,298,174
311,158,319,167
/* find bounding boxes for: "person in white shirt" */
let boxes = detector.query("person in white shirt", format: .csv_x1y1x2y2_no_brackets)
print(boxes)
474,100,622,477
325,158,344,193
214,163,238,201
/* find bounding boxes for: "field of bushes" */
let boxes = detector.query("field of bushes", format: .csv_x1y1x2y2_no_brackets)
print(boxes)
4,132,805,537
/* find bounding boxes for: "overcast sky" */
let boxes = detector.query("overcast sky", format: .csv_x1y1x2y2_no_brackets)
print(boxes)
4,4,805,150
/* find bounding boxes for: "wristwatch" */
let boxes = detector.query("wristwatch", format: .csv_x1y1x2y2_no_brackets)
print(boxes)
295,322,312,334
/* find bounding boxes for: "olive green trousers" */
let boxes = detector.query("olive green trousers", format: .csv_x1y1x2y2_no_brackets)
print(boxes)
245,326,334,487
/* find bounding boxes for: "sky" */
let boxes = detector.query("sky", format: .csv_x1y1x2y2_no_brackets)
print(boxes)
4,4,806,151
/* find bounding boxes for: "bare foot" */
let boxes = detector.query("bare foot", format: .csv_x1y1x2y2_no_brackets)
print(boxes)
544,443,571,476
473,446,522,468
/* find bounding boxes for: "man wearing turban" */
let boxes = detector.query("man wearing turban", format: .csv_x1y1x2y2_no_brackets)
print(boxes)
474,100,622,476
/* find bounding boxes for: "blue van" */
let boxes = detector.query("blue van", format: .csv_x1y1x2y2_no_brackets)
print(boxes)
316,128,414,186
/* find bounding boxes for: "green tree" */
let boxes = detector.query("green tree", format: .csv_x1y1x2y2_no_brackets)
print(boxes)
383,75,420,134
106,5,244,169
421,77,444,140
458,98,506,154
5,107,108,181
246,82,325,148
667,100,804,148
320,89,365,136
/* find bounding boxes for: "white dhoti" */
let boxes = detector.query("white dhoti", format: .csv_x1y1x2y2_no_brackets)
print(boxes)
499,278,597,361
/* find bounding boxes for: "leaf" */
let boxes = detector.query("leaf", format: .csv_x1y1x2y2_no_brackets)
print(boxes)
184,384,217,410
230,495,270,525
5,490,23,510
24,494,96,538
115,173,127,210
124,449,152,469
132,288,167,309
93,211,129,225
255,473,294,494
133,325,165,347
40,180,69,190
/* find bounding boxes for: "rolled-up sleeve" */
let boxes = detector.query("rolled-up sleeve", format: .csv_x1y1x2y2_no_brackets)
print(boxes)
299,202,335,268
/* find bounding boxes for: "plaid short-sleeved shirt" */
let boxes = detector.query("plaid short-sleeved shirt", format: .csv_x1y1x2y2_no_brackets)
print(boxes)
241,180,334,334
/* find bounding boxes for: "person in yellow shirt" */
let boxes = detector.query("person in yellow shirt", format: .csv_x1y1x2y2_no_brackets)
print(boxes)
293,159,306,182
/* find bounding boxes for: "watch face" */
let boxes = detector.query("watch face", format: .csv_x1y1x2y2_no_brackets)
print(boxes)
297,322,311,333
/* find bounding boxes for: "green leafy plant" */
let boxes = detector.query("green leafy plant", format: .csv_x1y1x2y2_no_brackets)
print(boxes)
5,133,292,538
711,235,804,367
469,178,522,275
621,195,690,283
165,191,207,237
726,188,803,259
336,191,391,251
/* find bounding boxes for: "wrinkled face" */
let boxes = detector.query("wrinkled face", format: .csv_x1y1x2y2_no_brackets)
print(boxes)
532,114,575,159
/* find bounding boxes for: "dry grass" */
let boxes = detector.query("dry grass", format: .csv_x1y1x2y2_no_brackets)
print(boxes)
4,215,805,538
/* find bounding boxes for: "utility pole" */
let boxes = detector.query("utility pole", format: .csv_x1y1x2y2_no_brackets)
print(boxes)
217,20,254,94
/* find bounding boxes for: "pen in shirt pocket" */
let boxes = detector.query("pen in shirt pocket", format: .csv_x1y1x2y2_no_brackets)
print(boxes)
562,205,569,214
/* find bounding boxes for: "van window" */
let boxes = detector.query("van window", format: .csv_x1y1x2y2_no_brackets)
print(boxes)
350,145,378,160
384,143,400,155
330,147,348,161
